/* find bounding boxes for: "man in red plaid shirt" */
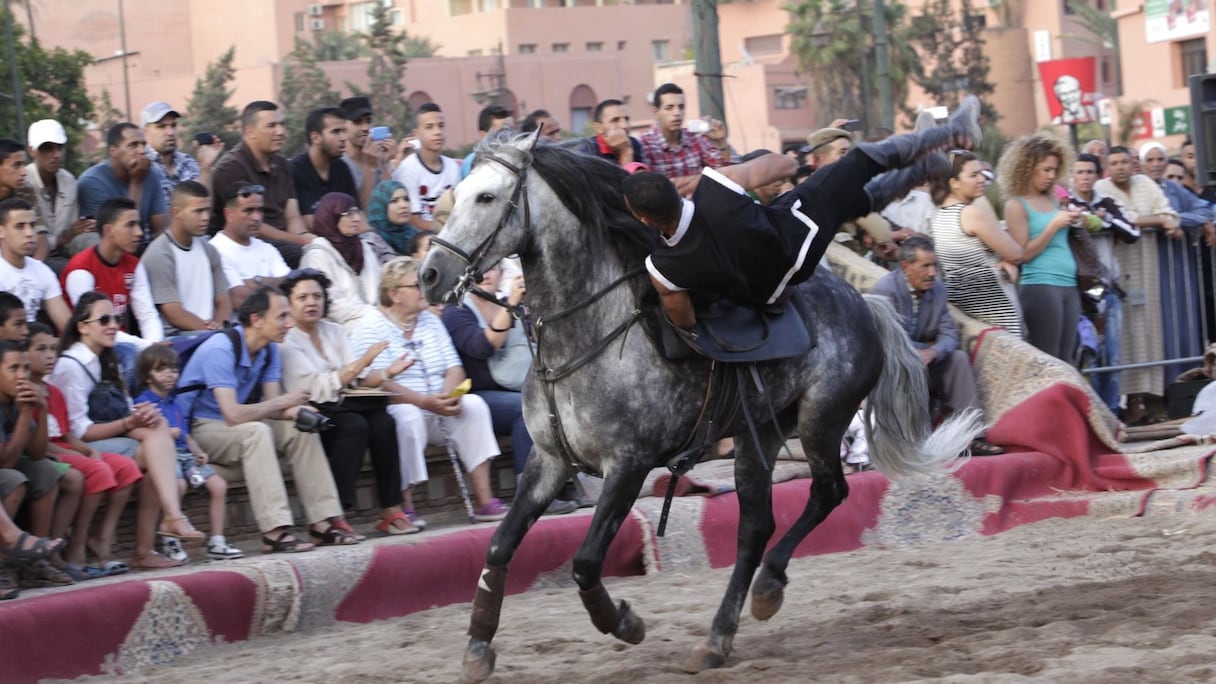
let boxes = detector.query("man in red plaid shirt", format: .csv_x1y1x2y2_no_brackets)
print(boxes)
638,83,731,197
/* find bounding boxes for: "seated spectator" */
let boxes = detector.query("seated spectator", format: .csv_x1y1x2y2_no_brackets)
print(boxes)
60,197,161,345
77,123,169,245
579,98,645,168
0,293,27,346
175,285,358,552
363,180,417,265
462,105,515,178
26,120,95,264
929,150,1026,337
340,96,398,209
871,237,1003,455
209,182,290,310
0,338,74,587
278,269,416,534
133,346,243,561
50,292,201,569
210,101,311,267
28,322,139,578
639,84,729,196
351,258,507,524
0,197,70,332
0,137,49,263
520,109,564,142
141,101,223,205
292,107,359,229
141,181,231,337
441,263,579,515
391,103,461,232
0,509,65,600
299,192,379,326
411,229,436,261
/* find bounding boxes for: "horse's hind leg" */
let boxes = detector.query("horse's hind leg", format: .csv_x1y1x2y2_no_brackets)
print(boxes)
572,462,651,645
683,412,792,673
750,393,856,622
461,448,569,684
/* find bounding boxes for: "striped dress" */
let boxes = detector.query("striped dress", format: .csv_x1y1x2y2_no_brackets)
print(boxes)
930,203,1025,338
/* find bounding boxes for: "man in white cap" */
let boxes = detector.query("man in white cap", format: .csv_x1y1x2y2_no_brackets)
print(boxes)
141,101,224,208
25,120,95,264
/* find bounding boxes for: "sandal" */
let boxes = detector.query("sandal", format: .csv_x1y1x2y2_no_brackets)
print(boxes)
0,564,18,600
131,551,186,571
375,511,420,536
0,532,65,561
330,518,367,542
158,517,206,546
63,563,106,581
969,439,1006,457
18,559,75,588
309,525,361,546
260,532,316,554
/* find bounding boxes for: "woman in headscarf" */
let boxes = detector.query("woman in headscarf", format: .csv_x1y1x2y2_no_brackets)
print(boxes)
363,180,418,265
299,192,380,326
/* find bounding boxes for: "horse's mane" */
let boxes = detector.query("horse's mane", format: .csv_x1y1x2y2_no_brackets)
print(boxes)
477,134,659,269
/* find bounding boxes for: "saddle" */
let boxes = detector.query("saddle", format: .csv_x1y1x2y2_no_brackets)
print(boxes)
652,291,816,363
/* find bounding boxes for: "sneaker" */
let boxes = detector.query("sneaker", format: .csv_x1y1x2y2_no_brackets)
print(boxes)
543,499,579,516
404,508,428,531
473,498,509,523
207,537,245,561
159,535,189,564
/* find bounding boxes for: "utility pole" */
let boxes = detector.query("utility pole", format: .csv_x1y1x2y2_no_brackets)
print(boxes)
873,0,893,130
692,0,725,122
118,0,132,121
3,2,23,137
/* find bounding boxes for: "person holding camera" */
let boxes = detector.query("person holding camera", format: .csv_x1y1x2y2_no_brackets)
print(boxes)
292,107,360,231
175,285,358,553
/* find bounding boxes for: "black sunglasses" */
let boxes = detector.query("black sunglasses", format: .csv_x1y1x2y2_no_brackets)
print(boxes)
84,314,118,326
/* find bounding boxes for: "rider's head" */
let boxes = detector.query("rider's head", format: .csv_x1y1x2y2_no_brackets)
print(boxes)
622,171,682,232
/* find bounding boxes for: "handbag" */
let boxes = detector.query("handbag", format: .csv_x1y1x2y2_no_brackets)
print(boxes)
1067,223,1106,299
66,356,132,423
317,387,391,414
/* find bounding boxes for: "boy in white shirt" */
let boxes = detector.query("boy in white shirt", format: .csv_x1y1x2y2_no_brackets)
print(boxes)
392,103,461,232
0,198,70,332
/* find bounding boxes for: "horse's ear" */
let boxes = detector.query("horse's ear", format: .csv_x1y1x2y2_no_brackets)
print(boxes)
526,125,544,151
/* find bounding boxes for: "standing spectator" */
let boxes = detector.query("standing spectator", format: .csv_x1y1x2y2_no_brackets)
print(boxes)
999,134,1082,362
291,107,358,228
140,181,231,337
520,109,563,142
578,98,645,168
462,105,515,178
340,96,397,210
1095,146,1180,423
0,197,70,332
1178,138,1216,203
806,127,853,170
1067,153,1138,414
639,84,729,196
391,102,460,232
25,121,95,265
929,149,1025,336
806,126,899,259
140,101,223,206
175,286,358,552
209,183,290,311
363,180,417,265
77,124,169,244
299,193,379,326
60,197,160,344
1082,139,1109,161
210,101,311,267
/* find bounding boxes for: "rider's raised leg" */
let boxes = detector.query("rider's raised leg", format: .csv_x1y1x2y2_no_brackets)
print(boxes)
857,94,982,169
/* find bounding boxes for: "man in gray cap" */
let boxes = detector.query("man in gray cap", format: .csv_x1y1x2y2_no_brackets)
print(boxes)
141,101,224,208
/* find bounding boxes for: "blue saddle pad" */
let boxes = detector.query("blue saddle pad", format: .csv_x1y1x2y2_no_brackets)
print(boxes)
686,297,814,362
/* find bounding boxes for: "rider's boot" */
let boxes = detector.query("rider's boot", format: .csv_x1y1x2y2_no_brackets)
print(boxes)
857,95,982,170
863,152,951,211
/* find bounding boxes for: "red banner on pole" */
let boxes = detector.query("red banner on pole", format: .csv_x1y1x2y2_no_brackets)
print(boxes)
1037,57,1098,125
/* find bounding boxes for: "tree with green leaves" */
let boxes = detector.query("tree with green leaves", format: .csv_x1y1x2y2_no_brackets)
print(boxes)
905,0,997,125
184,46,240,149
279,37,340,157
786,0,918,130
0,19,94,174
311,30,372,62
1064,0,1120,97
360,4,421,136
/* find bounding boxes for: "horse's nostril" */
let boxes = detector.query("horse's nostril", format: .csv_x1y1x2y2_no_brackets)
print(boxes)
420,268,438,286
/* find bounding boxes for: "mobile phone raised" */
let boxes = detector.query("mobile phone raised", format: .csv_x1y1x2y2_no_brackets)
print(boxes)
193,131,215,146
370,126,391,141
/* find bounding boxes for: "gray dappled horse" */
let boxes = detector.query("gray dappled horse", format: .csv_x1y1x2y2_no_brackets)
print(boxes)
420,131,983,682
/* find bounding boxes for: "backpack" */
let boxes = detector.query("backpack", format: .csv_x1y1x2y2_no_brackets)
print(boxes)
171,328,265,404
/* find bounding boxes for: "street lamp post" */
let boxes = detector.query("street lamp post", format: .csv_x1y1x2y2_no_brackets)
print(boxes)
3,2,23,136
873,0,893,130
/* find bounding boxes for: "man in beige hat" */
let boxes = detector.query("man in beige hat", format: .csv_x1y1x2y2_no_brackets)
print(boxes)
805,127,899,260
805,127,853,170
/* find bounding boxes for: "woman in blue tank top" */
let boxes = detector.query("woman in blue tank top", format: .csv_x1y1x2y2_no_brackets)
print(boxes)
998,135,1082,362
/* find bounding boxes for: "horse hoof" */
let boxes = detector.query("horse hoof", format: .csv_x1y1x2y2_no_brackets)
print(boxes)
613,600,646,645
459,640,497,684
681,641,727,673
751,586,785,621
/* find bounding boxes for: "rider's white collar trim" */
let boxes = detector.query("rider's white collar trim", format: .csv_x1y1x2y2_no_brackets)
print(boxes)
662,199,695,247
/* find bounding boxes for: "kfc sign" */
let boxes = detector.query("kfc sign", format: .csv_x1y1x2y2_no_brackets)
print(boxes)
1037,58,1099,125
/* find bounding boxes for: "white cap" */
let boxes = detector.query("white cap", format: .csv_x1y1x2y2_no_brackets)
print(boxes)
27,119,67,149
139,101,180,126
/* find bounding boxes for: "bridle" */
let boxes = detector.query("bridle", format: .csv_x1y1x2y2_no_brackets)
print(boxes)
429,147,644,470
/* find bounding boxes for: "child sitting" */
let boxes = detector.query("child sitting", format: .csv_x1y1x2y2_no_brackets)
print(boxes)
28,323,140,578
134,346,243,561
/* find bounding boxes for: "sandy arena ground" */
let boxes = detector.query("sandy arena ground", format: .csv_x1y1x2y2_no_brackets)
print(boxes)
74,512,1216,684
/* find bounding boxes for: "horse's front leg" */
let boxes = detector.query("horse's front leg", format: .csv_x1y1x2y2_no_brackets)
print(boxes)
573,462,650,645
461,448,569,684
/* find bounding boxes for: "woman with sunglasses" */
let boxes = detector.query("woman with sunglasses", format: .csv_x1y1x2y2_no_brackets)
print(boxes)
299,192,380,326
930,150,1026,338
49,291,203,569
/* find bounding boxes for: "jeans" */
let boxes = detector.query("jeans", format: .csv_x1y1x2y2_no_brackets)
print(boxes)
476,390,533,474
114,342,139,395
1093,292,1122,412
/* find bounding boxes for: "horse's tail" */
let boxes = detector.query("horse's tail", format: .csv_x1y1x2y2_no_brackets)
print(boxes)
861,294,984,478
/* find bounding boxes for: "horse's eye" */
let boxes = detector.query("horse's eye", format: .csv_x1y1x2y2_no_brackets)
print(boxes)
476,193,495,204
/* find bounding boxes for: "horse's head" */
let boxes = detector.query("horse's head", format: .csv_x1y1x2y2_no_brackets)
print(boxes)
420,128,541,304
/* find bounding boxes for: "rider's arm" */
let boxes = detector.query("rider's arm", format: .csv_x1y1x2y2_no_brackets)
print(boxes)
650,272,695,329
712,154,798,192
